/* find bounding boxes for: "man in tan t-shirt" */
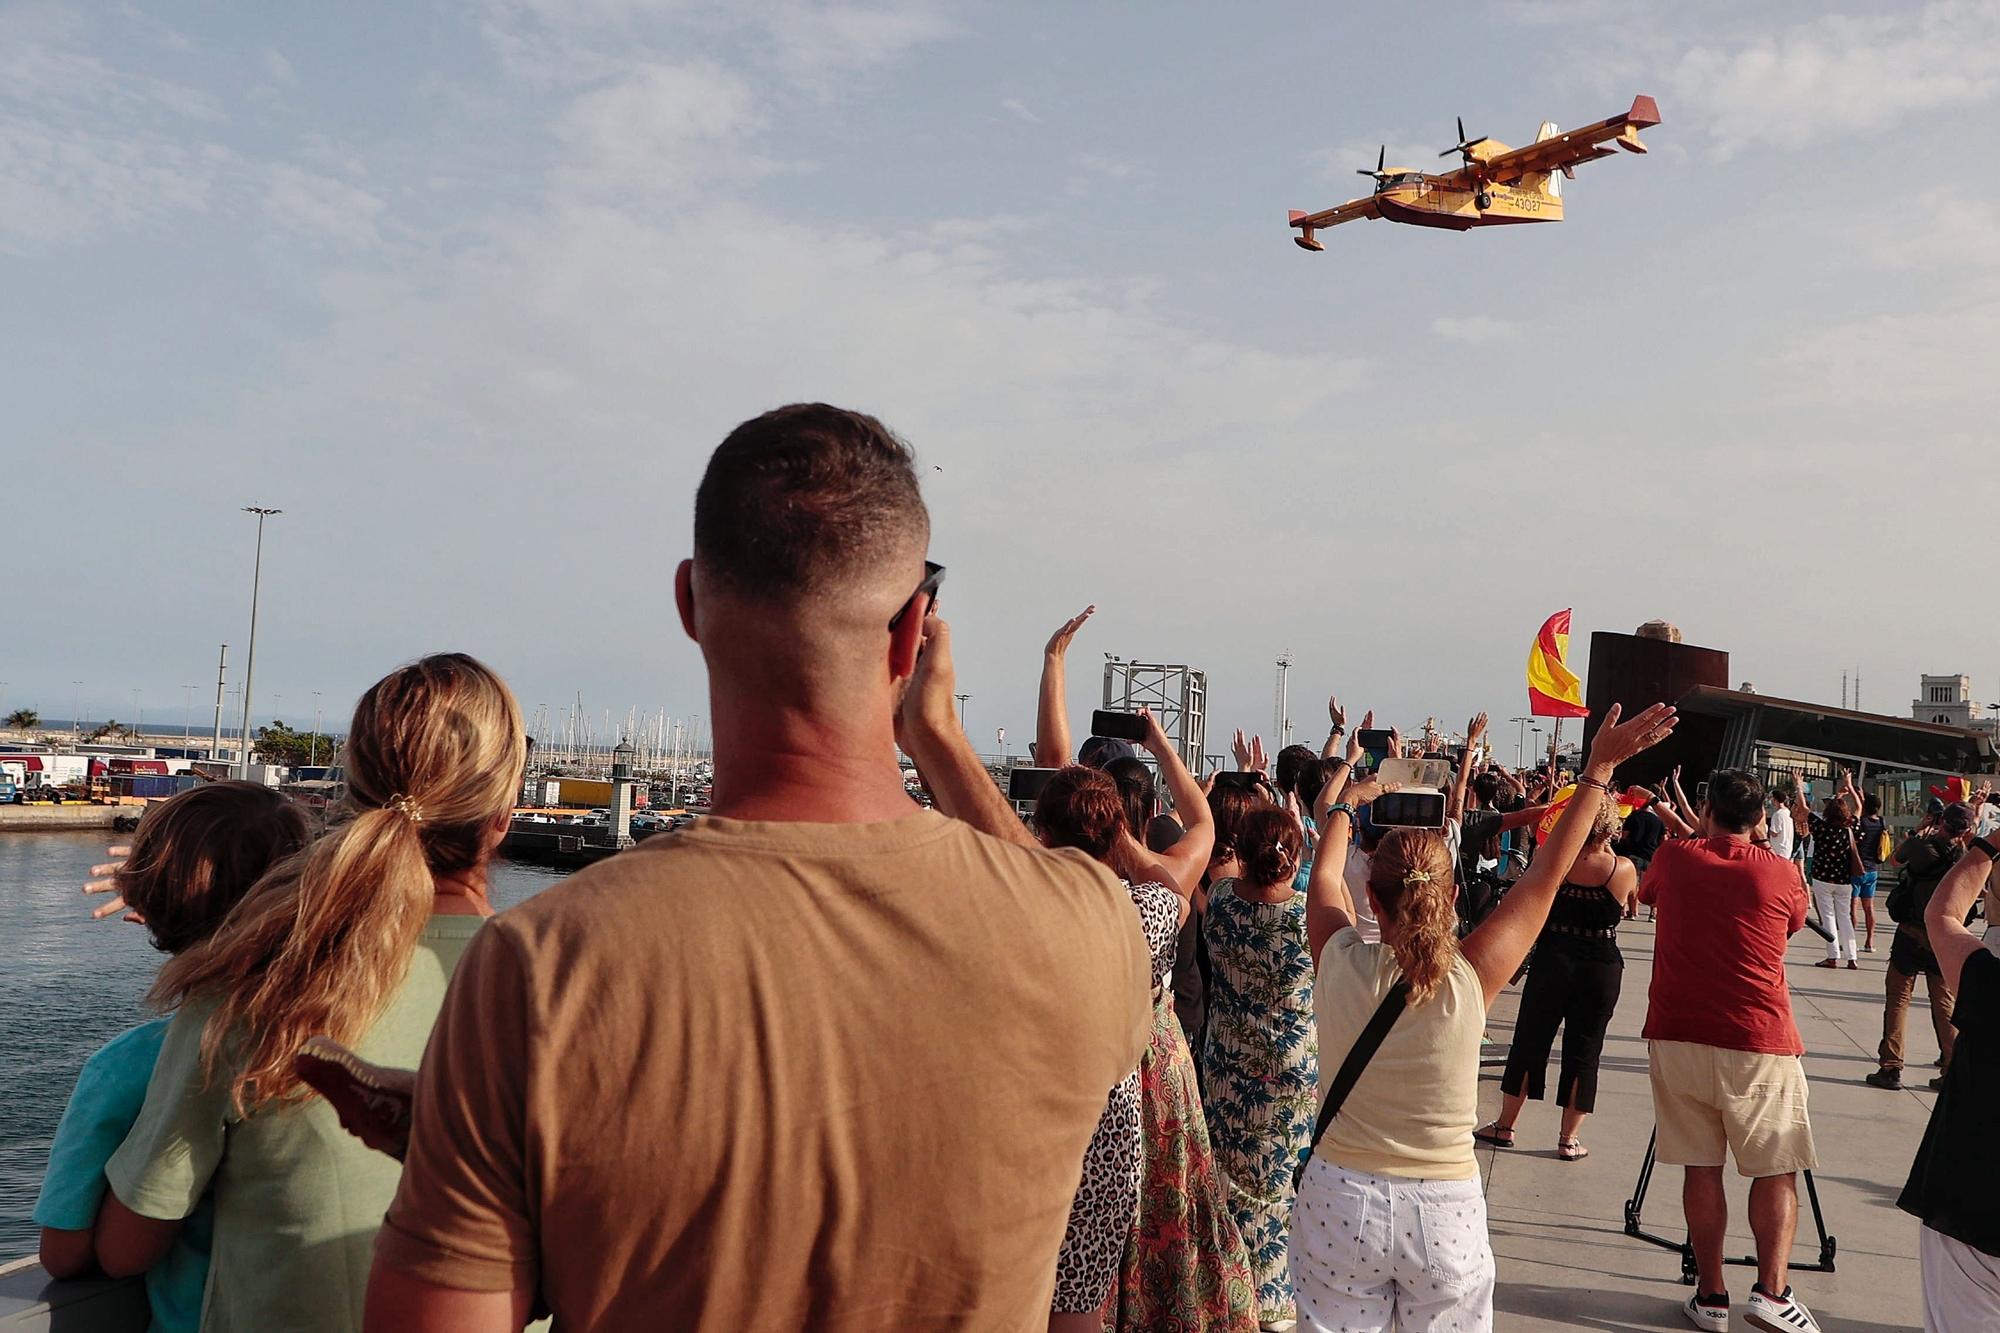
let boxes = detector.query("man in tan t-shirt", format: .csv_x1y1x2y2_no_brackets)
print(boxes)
364,404,1153,1332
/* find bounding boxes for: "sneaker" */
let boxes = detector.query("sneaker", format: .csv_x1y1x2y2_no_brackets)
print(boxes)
1684,1291,1730,1330
1746,1283,1820,1333
1863,1067,1902,1090
1813,959,1839,969
1864,941,1876,952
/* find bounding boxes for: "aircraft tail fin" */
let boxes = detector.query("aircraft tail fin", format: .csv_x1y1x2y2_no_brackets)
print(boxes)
1533,122,1563,197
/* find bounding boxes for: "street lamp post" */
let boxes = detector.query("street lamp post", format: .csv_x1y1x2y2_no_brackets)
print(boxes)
955,693,970,730
1508,716,1531,769
238,507,281,777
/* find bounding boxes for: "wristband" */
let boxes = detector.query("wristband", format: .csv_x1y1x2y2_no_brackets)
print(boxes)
1973,835,1999,862
1328,724,1345,736
1326,802,1356,820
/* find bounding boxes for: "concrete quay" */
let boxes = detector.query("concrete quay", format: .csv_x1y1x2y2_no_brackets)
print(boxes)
1478,915,1946,1330
0,805,136,833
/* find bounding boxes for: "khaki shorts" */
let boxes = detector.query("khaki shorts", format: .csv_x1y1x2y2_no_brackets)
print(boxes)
1648,1040,1818,1177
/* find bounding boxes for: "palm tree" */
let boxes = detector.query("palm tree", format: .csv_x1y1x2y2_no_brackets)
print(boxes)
4,708,39,732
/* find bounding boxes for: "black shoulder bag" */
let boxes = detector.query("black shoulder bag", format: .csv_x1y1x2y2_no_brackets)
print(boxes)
1294,980,1411,1189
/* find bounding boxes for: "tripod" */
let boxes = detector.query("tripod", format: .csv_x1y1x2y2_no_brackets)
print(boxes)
1623,1128,1836,1285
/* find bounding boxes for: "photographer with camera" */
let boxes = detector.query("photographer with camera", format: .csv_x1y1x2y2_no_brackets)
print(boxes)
1865,802,1977,1091
1639,769,1823,1333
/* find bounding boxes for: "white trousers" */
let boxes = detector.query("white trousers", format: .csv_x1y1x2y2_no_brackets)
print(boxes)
1922,1225,2000,1332
1811,879,1857,962
1289,1157,1494,1332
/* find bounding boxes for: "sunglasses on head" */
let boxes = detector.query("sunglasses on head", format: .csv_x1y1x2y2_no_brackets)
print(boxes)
889,560,945,631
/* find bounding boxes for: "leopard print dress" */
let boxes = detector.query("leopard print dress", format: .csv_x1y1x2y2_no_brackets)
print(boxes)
1051,880,1183,1313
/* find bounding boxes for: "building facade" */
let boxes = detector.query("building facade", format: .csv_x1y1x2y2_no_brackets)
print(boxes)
1912,674,1998,742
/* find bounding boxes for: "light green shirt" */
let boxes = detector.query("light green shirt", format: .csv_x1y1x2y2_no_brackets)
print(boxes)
106,914,485,1333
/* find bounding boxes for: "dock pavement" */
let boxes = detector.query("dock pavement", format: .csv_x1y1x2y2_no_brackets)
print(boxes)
1479,914,1948,1331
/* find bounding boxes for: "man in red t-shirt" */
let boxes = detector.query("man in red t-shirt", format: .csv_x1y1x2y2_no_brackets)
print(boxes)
1639,768,1821,1333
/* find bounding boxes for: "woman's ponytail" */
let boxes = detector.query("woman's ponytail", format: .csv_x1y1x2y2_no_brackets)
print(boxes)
1369,829,1459,1004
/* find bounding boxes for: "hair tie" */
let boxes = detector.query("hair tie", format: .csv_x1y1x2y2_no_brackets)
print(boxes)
386,794,425,825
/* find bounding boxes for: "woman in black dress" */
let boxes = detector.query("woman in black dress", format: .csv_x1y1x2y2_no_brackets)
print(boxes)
1476,799,1638,1160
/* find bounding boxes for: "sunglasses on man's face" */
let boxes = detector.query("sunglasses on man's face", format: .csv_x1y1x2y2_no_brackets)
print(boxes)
889,561,945,631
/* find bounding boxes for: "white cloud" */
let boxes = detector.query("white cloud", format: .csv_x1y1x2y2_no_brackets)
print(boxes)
1669,1,2000,156
0,111,223,246
1000,97,1039,124
555,61,764,190
262,49,296,84
264,164,386,248
1432,315,1521,343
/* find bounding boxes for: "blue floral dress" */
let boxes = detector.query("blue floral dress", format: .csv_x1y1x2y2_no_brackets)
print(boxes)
1199,881,1319,1323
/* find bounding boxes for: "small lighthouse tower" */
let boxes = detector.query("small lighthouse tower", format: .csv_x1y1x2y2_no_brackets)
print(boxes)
610,738,637,848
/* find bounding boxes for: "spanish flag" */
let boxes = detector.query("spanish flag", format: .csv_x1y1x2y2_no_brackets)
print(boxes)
1527,609,1590,719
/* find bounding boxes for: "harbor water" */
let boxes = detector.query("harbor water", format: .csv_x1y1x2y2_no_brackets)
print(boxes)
0,831,568,1256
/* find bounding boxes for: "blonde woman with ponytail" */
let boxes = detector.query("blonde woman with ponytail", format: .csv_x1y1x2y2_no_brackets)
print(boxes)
1289,702,1678,1332
95,654,525,1333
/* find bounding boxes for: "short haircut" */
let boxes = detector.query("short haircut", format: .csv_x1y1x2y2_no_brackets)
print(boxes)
117,781,311,955
1274,745,1315,796
693,403,929,598
1705,768,1765,834
1471,773,1500,808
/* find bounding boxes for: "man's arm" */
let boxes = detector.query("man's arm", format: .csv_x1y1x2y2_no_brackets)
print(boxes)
902,615,1036,848
1305,764,1361,965
1927,839,1995,992
1496,803,1550,833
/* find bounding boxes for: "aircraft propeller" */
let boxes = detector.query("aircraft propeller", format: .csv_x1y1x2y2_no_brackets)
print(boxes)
1355,144,1389,181
1439,116,1491,164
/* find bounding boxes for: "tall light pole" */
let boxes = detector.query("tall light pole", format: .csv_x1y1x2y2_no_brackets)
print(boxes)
1508,716,1531,768
183,685,198,745
238,507,281,776
311,691,323,766
955,693,971,730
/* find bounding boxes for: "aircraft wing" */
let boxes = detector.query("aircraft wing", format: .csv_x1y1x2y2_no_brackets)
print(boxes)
1480,94,1660,185
1288,195,1380,236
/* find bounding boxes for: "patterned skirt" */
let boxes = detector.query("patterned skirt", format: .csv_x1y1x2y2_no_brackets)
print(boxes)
1100,991,1259,1333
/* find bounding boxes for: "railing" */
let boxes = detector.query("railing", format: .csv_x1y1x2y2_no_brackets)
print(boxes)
0,1255,144,1331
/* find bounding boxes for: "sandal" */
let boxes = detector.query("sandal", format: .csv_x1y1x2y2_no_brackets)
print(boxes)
1474,1122,1515,1148
1558,1137,1589,1162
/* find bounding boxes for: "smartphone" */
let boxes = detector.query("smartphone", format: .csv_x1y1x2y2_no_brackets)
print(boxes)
1696,781,1710,803
1213,770,1270,794
1090,709,1149,743
1355,728,1395,766
1008,767,1059,803
1370,790,1447,829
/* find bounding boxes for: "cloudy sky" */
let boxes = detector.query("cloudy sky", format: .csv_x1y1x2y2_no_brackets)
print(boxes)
6,0,1996,757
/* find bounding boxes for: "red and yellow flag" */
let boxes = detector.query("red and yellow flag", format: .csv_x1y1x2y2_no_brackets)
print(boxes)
1527,609,1590,719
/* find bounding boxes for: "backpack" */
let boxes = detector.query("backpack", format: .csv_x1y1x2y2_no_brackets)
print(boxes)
1888,836,1962,925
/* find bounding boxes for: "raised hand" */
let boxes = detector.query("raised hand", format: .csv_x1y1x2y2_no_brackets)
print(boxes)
1345,709,1373,764
1137,706,1173,758
1582,703,1678,773
1387,727,1405,760
1328,695,1347,730
1467,712,1489,745
84,845,142,924
1044,606,1095,660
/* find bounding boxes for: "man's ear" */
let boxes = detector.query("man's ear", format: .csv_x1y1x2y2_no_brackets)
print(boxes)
887,592,930,682
675,560,698,642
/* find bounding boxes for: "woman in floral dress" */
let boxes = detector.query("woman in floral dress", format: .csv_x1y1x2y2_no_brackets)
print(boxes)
1200,806,1320,1326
